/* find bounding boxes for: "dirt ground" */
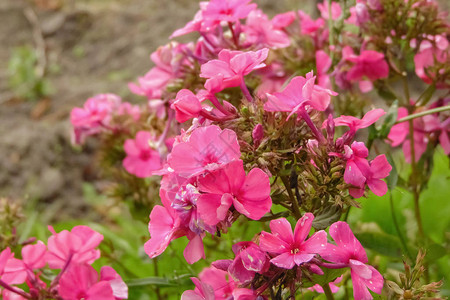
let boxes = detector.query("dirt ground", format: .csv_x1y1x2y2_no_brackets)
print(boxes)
0,0,294,220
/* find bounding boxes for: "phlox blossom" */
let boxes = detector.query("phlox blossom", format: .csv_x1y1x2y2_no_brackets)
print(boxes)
122,131,162,178
168,125,241,177
46,225,103,269
259,214,327,269
200,48,269,93
322,222,383,300
264,71,337,119
197,160,272,224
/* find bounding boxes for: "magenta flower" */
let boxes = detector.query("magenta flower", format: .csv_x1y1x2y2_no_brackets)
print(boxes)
343,47,389,93
70,94,121,144
243,10,290,49
333,109,386,132
259,214,327,269
414,35,448,85
100,266,128,299
0,248,26,286
309,275,343,294
200,48,269,92
316,50,332,89
171,89,203,123
181,277,215,300
197,160,272,224
22,241,47,270
58,264,115,300
322,222,384,300
228,242,269,284
199,266,235,299
202,0,256,23
168,125,241,177
264,71,337,119
122,131,162,178
46,225,103,269
343,142,392,198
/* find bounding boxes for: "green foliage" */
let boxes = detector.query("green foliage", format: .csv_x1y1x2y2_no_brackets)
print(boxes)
8,45,52,101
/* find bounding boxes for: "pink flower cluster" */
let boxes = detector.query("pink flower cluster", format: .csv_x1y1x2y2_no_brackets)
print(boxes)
0,226,127,300
144,125,272,264
183,214,383,300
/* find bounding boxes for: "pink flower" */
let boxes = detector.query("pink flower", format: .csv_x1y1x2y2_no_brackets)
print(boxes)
181,277,215,300
0,249,26,286
298,11,326,35
58,264,116,300
199,267,235,299
168,125,241,177
259,214,327,269
333,109,386,132
197,160,272,223
70,94,121,144
144,190,184,260
117,103,140,121
271,11,296,29
203,0,256,23
46,225,103,269
344,47,389,92
171,9,207,38
343,142,392,198
316,50,332,89
22,241,47,270
228,242,269,284
200,48,269,92
243,10,290,49
129,43,190,99
122,131,162,178
317,1,342,20
322,222,384,300
264,71,336,119
171,89,203,123
388,106,450,162
100,266,128,299
414,35,449,85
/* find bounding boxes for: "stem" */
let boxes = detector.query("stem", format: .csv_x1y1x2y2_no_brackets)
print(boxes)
298,108,326,144
322,283,336,300
50,252,73,289
228,21,239,47
327,0,335,62
239,80,254,102
199,110,235,122
153,258,162,300
0,279,32,299
280,175,302,219
389,192,413,261
157,109,174,148
208,94,233,116
395,105,450,124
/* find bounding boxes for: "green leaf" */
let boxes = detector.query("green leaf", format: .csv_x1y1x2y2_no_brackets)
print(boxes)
417,83,436,106
425,243,447,263
386,153,398,190
311,268,346,287
355,231,403,258
126,277,178,287
312,205,342,230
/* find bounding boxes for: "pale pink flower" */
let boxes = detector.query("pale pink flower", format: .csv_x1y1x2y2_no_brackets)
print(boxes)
129,43,190,99
316,50,332,89
317,1,342,20
197,160,272,223
298,11,326,35
181,277,215,300
259,214,327,269
343,47,389,92
171,89,203,123
168,125,241,177
22,241,47,270
271,11,296,29
243,10,290,49
322,222,384,300
333,109,386,132
70,94,121,144
200,48,269,92
264,71,336,119
1,253,26,286
58,264,115,300
203,0,256,23
100,266,128,299
46,225,103,269
414,35,449,85
122,131,162,178
117,102,140,121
